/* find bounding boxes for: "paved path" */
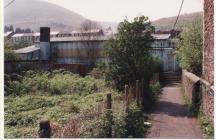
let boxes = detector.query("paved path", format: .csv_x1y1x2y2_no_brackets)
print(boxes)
147,84,203,138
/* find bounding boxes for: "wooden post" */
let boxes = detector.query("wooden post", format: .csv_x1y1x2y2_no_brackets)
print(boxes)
38,119,51,138
139,81,142,104
107,93,112,109
136,80,139,105
125,85,129,113
106,93,112,138
141,79,144,104
125,85,129,99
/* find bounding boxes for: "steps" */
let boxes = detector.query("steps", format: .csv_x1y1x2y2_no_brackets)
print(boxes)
161,72,181,84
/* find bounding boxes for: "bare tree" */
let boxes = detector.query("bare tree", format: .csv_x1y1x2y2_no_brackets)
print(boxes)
79,20,102,67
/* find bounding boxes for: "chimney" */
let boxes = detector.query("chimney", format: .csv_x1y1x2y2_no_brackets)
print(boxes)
40,27,50,60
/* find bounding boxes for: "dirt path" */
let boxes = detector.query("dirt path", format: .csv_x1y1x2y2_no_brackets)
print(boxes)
147,84,203,138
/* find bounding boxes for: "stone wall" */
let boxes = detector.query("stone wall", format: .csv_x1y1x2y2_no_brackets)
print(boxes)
203,0,214,85
182,70,214,124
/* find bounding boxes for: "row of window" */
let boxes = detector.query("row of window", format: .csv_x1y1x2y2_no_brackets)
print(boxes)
152,41,176,48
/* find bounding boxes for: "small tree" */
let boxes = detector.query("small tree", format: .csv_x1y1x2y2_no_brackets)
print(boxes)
4,40,19,61
104,16,156,89
176,18,203,76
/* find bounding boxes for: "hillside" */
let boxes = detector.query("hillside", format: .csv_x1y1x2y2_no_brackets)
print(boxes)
4,0,202,32
4,0,119,31
4,0,88,31
152,12,203,31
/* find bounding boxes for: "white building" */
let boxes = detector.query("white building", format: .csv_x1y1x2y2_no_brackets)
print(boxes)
151,33,180,72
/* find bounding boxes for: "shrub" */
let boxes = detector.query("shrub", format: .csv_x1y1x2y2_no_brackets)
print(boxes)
149,81,161,103
199,115,214,139
125,102,145,138
176,18,203,76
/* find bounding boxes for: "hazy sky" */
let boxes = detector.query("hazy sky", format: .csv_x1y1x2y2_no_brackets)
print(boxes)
44,0,203,22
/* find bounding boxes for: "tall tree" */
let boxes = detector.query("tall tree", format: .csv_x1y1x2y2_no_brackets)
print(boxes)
9,25,14,32
176,18,203,76
104,16,157,89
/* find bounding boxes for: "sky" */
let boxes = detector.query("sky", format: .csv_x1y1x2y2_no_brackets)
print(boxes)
44,0,203,22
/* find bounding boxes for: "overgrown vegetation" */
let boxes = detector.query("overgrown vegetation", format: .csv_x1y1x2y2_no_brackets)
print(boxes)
5,69,160,138
198,114,214,139
176,17,203,76
86,101,146,138
4,40,19,61
5,70,119,138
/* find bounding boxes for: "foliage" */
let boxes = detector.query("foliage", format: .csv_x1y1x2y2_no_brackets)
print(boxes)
5,70,120,138
104,16,157,89
4,25,14,32
89,59,108,79
198,115,214,139
149,81,161,104
92,103,145,138
4,25,33,33
79,99,146,138
4,40,19,61
125,102,145,138
6,70,106,96
5,70,151,138
14,40,33,49
176,18,203,76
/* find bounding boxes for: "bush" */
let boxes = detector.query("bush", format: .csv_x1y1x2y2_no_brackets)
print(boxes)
149,81,161,104
176,18,203,76
199,115,214,139
125,102,145,138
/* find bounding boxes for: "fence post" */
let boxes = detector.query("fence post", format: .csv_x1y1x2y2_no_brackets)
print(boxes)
38,119,51,138
141,79,144,105
125,85,129,113
139,81,142,104
107,93,112,109
136,80,140,105
106,93,112,138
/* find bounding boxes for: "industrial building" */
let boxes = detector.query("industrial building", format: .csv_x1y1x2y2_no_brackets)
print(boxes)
14,27,180,72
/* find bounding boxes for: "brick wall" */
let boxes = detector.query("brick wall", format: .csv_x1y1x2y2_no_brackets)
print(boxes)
203,0,214,85
182,70,214,124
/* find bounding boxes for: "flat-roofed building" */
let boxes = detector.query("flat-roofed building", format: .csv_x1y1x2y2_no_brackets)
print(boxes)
15,45,40,60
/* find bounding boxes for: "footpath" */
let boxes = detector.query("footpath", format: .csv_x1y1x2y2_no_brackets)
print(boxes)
147,84,203,138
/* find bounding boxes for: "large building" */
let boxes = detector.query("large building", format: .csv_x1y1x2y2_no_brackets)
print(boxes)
14,27,180,72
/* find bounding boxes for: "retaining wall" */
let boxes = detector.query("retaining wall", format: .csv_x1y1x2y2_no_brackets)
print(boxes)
182,70,214,124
